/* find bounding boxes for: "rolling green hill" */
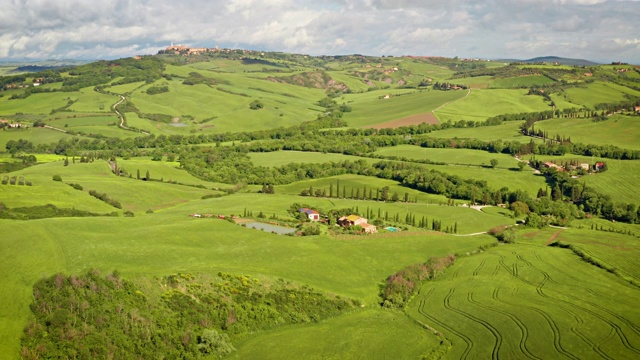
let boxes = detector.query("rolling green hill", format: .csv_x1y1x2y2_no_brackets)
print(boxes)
1,51,639,360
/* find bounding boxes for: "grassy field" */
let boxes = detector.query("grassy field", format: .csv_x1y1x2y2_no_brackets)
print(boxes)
249,151,372,167
426,122,537,143
1,160,221,213
490,75,556,88
374,145,522,169
417,163,547,196
229,309,443,359
0,201,495,357
532,155,640,204
406,229,640,359
276,174,452,205
0,91,72,115
535,114,640,150
129,76,325,133
342,89,467,127
435,89,551,122
552,228,640,285
561,82,640,108
0,127,95,149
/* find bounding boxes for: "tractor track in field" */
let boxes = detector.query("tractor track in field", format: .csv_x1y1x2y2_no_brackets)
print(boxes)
565,308,614,360
497,252,640,356
416,294,474,360
472,259,486,277
444,288,502,360
532,308,580,360
494,287,579,360
560,295,640,353
469,288,539,360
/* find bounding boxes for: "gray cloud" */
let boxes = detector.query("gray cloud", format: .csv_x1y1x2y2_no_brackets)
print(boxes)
0,0,638,63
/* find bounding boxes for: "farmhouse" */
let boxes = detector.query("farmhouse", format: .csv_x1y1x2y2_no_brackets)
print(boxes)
298,208,320,221
634,106,640,113
337,215,378,233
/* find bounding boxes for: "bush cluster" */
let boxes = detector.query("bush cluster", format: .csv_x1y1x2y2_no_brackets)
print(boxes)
21,271,357,359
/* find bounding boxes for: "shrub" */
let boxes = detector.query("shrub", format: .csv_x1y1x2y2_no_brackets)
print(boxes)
52,175,62,182
249,99,264,110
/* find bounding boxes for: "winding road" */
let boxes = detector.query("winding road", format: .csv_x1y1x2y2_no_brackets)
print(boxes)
112,95,150,134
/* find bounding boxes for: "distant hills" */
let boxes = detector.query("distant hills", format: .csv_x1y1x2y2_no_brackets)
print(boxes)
494,56,600,66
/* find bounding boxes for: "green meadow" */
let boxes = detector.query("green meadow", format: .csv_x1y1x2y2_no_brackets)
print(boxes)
435,89,551,122
229,309,442,360
407,232,640,360
373,145,521,168
561,81,640,108
2,53,640,360
342,89,467,127
276,174,451,205
0,127,94,149
0,206,495,357
533,155,640,204
535,114,640,150
426,121,536,143
249,151,371,167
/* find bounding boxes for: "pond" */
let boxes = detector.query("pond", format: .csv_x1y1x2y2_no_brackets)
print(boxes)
244,222,297,235
385,227,400,232
168,122,188,127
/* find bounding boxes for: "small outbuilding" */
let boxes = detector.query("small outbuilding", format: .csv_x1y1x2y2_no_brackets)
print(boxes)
299,208,320,221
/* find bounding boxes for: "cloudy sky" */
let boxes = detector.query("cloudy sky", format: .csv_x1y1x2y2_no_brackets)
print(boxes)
1,0,639,63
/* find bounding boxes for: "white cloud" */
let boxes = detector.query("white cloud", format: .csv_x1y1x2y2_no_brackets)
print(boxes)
0,0,638,63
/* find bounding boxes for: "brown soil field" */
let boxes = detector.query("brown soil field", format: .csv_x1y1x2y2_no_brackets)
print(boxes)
367,112,439,129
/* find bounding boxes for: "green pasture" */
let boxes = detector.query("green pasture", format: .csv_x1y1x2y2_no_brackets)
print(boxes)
535,114,640,150
561,82,640,108
276,174,451,205
418,163,547,196
0,206,495,357
229,309,442,360
406,232,640,359
122,112,166,134
399,59,455,81
187,58,305,74
434,89,551,122
553,228,640,284
533,155,640,204
0,91,72,115
342,89,467,127
130,75,325,133
374,145,521,169
326,71,372,93
47,115,118,128
249,151,372,167
2,160,219,213
426,121,536,143
454,74,555,89
116,157,223,188
107,81,147,94
0,127,94,149
452,76,493,88
490,75,555,88
67,87,118,112
225,190,515,234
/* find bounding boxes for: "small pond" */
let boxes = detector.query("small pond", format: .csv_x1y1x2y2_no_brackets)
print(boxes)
244,222,296,235
385,227,400,232
168,122,188,127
